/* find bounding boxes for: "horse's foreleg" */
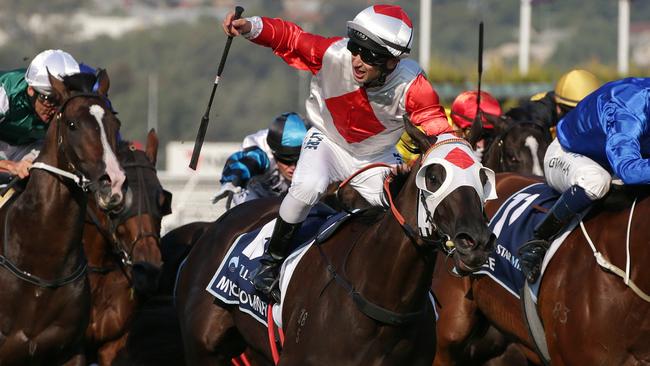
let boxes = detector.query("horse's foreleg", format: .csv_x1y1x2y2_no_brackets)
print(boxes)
97,332,128,366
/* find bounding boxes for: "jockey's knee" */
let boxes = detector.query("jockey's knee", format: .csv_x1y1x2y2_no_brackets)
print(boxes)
575,166,611,200
289,178,328,206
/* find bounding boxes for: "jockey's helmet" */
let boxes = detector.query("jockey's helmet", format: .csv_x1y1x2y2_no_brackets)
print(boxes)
267,112,309,164
346,5,413,59
25,49,80,95
450,91,502,130
554,69,601,108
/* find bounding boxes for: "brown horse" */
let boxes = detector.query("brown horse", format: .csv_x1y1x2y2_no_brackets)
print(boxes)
175,122,497,366
482,117,551,176
84,130,172,365
0,71,125,365
433,173,650,365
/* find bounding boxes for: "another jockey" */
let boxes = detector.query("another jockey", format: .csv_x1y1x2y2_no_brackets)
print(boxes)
518,77,650,283
0,49,81,179
396,90,502,163
506,69,601,134
221,4,450,301
213,112,309,208
449,90,502,160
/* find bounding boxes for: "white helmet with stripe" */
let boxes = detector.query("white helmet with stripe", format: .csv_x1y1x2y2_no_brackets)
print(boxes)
25,49,80,95
346,5,414,58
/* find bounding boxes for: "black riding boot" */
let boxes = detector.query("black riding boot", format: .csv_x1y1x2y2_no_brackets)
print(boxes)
518,185,594,283
252,217,302,303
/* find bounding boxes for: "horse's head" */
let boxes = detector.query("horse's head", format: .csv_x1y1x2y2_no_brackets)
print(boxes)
108,130,172,298
483,117,551,176
45,70,126,211
405,118,497,274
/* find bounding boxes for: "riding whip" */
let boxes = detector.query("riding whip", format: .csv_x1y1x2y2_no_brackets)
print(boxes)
189,6,244,170
468,21,484,148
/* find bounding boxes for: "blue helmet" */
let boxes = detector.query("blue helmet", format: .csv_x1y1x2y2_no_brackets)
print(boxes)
266,112,309,163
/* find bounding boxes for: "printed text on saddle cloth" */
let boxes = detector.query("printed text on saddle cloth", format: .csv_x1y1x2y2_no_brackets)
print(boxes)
416,136,497,237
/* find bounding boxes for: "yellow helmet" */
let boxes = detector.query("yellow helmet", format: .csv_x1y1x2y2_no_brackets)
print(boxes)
553,69,601,107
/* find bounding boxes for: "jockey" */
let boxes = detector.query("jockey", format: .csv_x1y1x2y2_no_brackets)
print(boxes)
449,90,502,160
506,69,601,135
518,77,650,283
0,49,80,179
222,4,450,301
213,112,309,208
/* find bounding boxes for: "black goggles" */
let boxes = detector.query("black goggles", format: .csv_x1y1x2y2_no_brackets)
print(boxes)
273,154,299,166
346,40,391,66
35,92,59,107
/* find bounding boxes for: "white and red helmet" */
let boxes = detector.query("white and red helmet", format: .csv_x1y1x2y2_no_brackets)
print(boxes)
346,5,413,58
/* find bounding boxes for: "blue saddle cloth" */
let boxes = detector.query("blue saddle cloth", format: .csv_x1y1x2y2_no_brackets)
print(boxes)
206,203,348,325
476,183,560,298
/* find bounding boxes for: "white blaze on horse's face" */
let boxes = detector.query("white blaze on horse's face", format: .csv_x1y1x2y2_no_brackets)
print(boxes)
525,135,544,176
89,105,126,200
415,135,497,236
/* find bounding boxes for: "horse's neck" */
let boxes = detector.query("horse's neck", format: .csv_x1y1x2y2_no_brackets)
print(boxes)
353,171,432,311
6,166,85,270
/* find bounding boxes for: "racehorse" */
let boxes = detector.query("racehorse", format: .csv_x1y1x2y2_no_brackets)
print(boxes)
433,173,650,365
175,120,497,365
482,116,551,176
0,71,125,365
84,130,172,365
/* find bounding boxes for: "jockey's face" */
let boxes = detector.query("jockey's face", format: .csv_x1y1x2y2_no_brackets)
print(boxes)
28,86,58,123
276,159,297,182
350,54,399,84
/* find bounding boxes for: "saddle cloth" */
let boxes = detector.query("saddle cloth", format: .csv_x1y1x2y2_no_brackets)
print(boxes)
206,204,350,326
475,183,579,302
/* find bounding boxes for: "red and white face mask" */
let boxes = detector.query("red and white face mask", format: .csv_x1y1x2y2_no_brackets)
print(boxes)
415,134,497,236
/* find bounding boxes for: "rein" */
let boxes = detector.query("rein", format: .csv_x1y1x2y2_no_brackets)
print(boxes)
323,139,471,326
0,195,87,289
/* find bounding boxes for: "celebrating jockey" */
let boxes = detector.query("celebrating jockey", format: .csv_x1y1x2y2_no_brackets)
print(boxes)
0,49,81,179
213,112,309,208
507,69,601,134
518,77,650,283
221,4,450,301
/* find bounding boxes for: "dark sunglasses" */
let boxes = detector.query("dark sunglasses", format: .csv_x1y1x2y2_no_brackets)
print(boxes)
346,40,391,66
36,92,59,107
273,154,299,166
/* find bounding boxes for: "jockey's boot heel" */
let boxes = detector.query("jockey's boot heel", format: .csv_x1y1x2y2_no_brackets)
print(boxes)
253,217,302,303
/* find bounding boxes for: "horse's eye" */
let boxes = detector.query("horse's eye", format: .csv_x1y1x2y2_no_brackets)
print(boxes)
68,120,77,130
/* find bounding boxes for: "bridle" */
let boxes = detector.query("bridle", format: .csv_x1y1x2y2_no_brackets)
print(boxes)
86,146,162,283
0,92,115,289
490,120,551,171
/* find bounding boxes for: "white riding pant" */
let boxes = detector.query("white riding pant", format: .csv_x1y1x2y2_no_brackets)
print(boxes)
279,128,402,224
544,139,612,200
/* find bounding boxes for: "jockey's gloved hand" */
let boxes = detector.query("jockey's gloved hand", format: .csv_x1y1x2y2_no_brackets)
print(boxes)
212,182,242,204
390,163,411,176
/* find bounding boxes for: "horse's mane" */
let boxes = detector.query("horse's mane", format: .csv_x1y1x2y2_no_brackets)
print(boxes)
597,184,650,212
62,73,97,94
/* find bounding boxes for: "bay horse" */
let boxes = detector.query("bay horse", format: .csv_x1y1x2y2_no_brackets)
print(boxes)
0,70,125,365
175,120,497,365
84,130,172,365
433,173,650,365
482,116,551,176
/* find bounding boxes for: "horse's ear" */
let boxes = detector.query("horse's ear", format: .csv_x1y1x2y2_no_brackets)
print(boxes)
47,69,69,101
492,115,512,134
466,115,483,149
403,114,436,153
145,128,159,166
95,69,110,96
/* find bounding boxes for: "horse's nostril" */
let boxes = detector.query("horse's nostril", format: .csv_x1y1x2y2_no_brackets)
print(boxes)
455,233,476,248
